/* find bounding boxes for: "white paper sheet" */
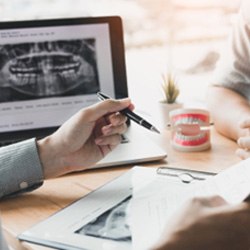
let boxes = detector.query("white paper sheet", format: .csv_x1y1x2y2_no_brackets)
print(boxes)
130,159,250,250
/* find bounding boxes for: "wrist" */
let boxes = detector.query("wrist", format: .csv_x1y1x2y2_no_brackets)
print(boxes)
37,136,65,179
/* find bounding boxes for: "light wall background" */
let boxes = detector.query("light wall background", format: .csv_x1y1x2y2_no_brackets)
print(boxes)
0,0,242,107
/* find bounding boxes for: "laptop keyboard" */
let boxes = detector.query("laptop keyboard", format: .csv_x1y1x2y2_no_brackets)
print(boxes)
0,139,22,147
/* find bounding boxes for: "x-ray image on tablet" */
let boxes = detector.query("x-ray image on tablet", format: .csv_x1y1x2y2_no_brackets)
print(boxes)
75,196,132,242
19,169,134,250
0,38,99,102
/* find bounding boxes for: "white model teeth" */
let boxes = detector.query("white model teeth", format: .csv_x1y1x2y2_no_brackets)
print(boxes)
174,117,207,126
175,132,206,141
173,117,208,140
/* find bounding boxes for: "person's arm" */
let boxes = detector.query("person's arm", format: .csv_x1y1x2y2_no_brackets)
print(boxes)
37,98,132,179
207,2,250,142
0,98,132,197
207,86,250,141
152,196,250,250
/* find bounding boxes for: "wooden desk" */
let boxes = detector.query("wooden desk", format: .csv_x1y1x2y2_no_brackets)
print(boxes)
0,126,240,250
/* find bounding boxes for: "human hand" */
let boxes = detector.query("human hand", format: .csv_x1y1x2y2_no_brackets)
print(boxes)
236,118,250,159
37,98,133,178
152,196,250,250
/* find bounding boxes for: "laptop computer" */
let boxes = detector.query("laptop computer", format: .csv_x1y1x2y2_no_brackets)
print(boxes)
0,16,167,167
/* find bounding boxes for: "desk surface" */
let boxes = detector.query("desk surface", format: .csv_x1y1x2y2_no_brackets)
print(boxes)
0,125,240,250
0,46,241,250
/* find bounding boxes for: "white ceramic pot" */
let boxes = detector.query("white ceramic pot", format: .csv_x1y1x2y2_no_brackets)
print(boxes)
158,101,183,128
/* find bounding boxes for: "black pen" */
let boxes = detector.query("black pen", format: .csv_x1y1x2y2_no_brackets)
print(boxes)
97,92,160,134
243,193,250,202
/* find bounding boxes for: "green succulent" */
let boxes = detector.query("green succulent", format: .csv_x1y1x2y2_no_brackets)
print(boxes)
161,73,180,104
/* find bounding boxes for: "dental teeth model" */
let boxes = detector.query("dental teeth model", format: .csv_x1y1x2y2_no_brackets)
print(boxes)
169,108,211,152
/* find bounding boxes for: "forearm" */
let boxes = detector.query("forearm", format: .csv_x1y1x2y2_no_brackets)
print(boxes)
207,86,250,141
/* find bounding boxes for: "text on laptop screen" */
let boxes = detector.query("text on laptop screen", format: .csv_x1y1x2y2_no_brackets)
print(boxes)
0,23,115,132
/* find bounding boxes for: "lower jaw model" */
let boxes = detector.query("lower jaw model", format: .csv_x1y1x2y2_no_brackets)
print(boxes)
169,109,211,152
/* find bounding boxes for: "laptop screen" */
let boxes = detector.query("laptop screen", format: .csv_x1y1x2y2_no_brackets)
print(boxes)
0,17,128,138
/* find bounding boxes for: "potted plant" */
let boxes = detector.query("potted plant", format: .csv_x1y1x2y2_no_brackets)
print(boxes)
161,73,180,104
159,73,182,126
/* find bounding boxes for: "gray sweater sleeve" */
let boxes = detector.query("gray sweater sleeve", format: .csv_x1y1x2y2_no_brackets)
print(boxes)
211,1,250,99
0,138,44,198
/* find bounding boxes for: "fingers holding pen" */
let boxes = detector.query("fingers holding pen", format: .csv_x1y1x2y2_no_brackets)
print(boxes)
107,111,128,126
93,95,133,151
94,111,128,147
100,108,129,135
102,122,127,136
96,118,127,145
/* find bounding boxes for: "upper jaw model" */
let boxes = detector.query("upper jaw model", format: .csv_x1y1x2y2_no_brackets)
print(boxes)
169,109,211,152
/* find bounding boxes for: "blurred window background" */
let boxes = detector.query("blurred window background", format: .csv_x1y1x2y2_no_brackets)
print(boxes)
0,0,242,105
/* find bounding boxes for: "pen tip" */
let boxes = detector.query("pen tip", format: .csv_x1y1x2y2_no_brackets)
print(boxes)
151,126,161,134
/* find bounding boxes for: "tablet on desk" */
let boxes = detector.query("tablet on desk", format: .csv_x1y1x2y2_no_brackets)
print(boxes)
19,169,134,250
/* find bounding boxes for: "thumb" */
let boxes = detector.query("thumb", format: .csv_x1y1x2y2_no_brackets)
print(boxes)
87,98,132,121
